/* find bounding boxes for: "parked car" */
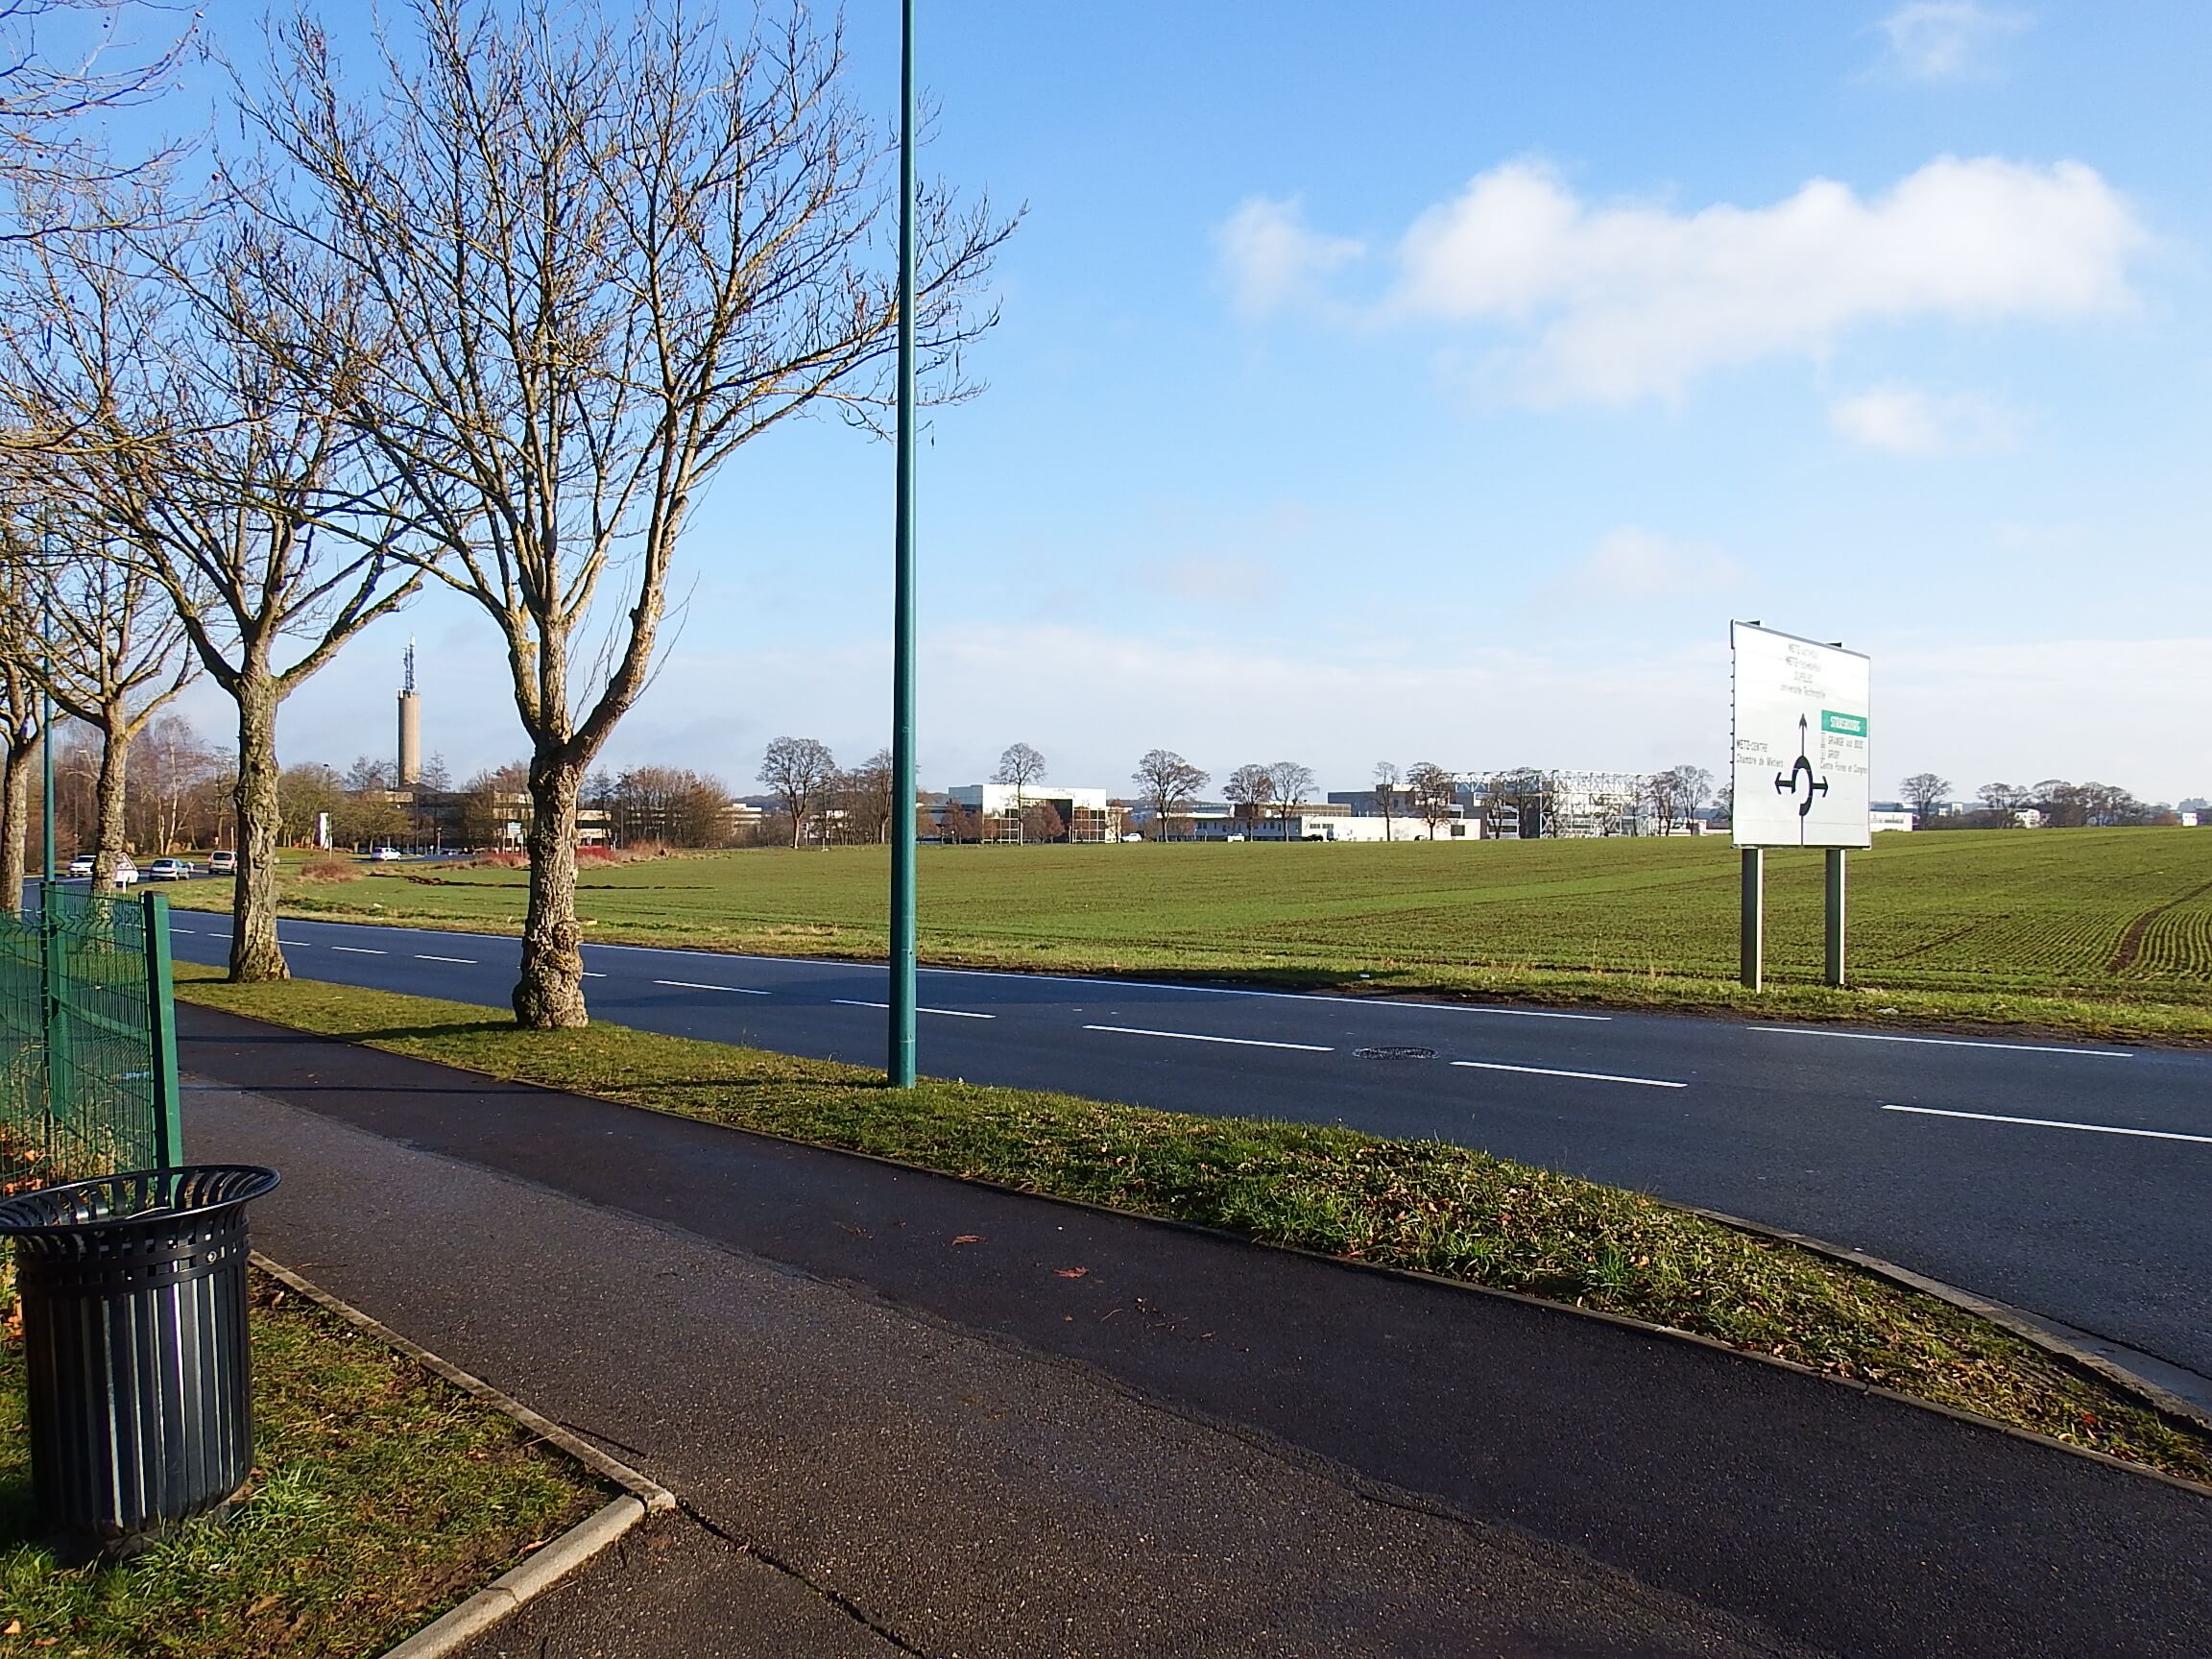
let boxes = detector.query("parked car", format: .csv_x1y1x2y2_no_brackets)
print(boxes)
147,857,193,880
67,854,94,877
207,850,237,875
370,846,403,861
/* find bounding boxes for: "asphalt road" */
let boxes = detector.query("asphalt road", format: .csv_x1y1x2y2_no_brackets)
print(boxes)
180,1017,2212,1659
160,907,2212,1392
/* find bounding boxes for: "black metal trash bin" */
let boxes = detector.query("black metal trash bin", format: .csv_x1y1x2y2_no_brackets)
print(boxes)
0,1165,280,1555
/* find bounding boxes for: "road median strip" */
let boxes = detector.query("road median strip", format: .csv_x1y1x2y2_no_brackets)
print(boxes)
172,967,2212,1490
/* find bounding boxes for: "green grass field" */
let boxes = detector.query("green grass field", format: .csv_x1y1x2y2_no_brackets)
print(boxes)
177,829,2212,1040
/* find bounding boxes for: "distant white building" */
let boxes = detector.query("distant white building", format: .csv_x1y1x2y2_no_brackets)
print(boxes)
942,783,1119,843
1868,810,1915,832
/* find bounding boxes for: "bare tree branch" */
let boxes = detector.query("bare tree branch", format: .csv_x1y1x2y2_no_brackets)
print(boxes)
236,0,1014,1026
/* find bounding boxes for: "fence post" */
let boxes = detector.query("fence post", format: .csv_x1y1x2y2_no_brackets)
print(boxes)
40,882,68,1142
142,890,183,1168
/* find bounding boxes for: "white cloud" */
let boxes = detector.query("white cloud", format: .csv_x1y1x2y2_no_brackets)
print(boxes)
1214,196,1364,319
1568,528,1745,599
1388,156,2142,403
1829,385,2020,453
1875,3,2031,83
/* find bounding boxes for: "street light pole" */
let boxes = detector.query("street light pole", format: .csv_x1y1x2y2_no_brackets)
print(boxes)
887,0,919,1088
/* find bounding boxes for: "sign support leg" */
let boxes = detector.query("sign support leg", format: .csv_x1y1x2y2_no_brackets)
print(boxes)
1824,849,1847,989
1739,848,1764,990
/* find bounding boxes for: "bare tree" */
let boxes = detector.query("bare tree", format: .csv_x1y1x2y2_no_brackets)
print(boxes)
840,749,896,845
993,742,1046,820
0,190,422,979
758,736,836,849
458,761,531,849
1407,761,1457,839
1021,799,1065,844
26,521,195,881
1485,767,1551,839
242,0,1011,1027
1900,772,1951,826
1372,760,1400,840
1266,759,1314,840
1977,781,2023,829
128,712,226,854
1131,748,1207,841
0,555,42,908
1643,763,1710,834
1223,763,1272,836
0,0,194,247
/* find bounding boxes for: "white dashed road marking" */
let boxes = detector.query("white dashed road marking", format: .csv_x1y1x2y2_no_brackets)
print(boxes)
1751,1026,2131,1060
1083,1024,1332,1053
1453,1060,1685,1090
833,999,995,1020
1882,1104,2212,1143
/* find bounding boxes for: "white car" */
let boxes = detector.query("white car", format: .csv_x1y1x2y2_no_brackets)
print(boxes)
370,846,404,861
67,854,94,878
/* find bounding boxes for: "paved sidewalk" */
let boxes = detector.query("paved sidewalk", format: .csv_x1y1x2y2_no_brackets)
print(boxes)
178,1005,2212,1659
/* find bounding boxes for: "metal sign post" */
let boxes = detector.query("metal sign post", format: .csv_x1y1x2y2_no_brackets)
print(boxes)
1740,847,1764,990
886,0,919,1088
1731,622,1870,989
1825,848,1847,988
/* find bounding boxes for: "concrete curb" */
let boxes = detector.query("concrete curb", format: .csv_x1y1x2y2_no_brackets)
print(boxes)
1671,1205,2212,1434
249,1254,677,1659
373,1498,646,1659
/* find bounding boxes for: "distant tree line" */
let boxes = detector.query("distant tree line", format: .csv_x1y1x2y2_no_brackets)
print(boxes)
1902,773,2186,829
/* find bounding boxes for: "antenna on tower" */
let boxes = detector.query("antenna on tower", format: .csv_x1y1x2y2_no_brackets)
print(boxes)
403,637,417,695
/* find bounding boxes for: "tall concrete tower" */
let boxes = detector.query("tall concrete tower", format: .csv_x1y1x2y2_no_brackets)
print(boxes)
397,638,421,787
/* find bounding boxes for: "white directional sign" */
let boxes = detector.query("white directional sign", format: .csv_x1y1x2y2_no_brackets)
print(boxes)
1731,622,1870,849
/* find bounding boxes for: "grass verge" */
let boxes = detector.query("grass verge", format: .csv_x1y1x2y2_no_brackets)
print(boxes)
175,966,2212,1489
1,1262,606,1657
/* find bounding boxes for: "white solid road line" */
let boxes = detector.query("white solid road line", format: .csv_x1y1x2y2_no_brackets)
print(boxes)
1452,1060,1686,1090
653,978,770,996
1083,1024,1333,1052
1750,1026,2132,1059
332,946,385,954
1882,1104,2212,1143
832,998,996,1020
415,954,476,964
172,926,194,934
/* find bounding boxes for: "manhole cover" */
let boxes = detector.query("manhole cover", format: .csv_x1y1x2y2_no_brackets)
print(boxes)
1352,1046,1436,1061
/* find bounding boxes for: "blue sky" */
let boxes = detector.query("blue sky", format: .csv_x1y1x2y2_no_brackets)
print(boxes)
162,2,2210,804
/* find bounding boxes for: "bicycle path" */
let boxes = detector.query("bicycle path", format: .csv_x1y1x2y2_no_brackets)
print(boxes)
176,1003,2212,1658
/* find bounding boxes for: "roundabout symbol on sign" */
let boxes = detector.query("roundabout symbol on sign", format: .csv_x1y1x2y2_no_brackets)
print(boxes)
1773,714,1828,820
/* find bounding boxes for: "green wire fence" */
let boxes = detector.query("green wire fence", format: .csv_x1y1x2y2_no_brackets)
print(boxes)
0,886,181,1190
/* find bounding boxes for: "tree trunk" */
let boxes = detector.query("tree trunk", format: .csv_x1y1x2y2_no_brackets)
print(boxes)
230,681,289,981
90,705,131,885
515,755,587,1029
0,736,32,914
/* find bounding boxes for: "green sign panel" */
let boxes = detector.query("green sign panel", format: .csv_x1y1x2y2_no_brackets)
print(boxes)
1820,709,1867,737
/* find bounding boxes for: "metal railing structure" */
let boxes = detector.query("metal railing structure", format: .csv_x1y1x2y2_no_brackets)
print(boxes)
0,886,182,1189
